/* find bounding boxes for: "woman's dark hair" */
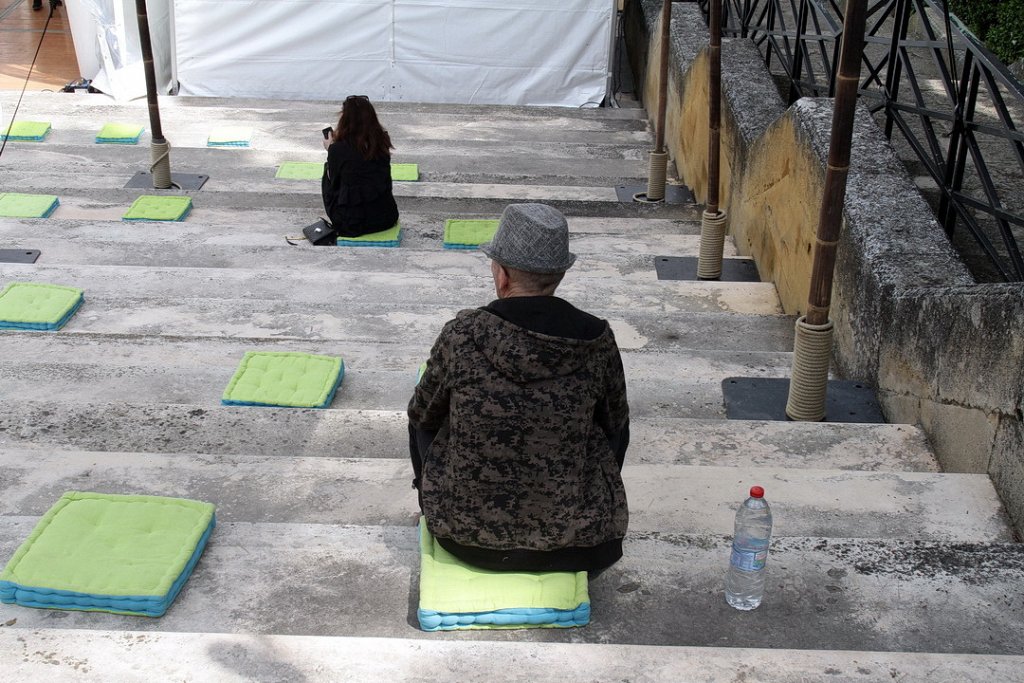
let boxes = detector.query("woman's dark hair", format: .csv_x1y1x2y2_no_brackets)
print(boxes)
334,96,393,161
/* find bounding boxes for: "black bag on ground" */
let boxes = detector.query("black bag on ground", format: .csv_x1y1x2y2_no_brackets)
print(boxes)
301,218,338,246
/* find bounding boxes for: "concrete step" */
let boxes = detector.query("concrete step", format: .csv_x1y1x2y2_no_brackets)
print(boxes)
0,263,781,315
0,213,705,237
0,341,795,419
0,402,937,471
0,220,720,264
0,294,793,353
2,91,652,124
1,521,1022,653
4,630,1021,683
0,235,737,275
0,212,712,274
0,175,696,218
0,450,1006,541
0,140,654,181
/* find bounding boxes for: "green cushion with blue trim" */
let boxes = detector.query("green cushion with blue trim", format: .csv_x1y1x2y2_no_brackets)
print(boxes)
122,195,192,222
96,123,144,144
417,518,590,631
1,121,51,141
0,282,83,330
391,163,419,181
275,161,417,181
0,492,215,617
207,127,253,147
275,162,322,180
222,351,344,408
443,219,499,250
0,193,59,218
337,223,402,247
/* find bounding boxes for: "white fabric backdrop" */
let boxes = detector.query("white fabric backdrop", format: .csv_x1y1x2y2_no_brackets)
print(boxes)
66,0,175,101
173,0,614,106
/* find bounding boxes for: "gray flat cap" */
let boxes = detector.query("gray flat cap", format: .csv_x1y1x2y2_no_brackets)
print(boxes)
481,203,576,274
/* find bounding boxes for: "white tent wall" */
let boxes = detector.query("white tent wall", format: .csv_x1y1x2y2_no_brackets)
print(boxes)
66,0,175,101
173,0,615,106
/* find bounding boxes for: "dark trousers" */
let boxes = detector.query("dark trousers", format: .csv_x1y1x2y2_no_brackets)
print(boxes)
408,422,436,512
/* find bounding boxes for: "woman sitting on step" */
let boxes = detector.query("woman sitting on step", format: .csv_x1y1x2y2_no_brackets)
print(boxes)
320,95,400,237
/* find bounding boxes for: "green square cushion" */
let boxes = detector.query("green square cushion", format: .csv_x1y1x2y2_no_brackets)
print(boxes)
0,193,60,218
391,163,419,181
417,518,590,631
443,219,499,249
275,161,417,181
0,492,215,617
222,351,344,408
122,195,193,221
96,123,144,144
0,282,84,330
275,162,322,180
337,223,402,247
207,127,253,147
1,121,51,141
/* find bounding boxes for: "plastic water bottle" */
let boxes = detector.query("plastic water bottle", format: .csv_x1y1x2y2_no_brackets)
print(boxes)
725,485,772,610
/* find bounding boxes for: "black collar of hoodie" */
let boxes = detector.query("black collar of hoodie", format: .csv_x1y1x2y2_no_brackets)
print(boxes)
482,295,607,341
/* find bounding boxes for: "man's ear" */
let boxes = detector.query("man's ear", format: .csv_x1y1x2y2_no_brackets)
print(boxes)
492,261,510,295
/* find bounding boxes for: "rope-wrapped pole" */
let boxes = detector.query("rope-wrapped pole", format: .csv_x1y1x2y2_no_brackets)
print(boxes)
645,0,672,202
786,0,868,421
697,0,727,279
135,0,171,189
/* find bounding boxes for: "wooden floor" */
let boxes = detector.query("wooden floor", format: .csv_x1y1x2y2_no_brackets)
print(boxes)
0,0,78,91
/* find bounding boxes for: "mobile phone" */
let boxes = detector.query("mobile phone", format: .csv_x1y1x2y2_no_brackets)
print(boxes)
322,126,333,140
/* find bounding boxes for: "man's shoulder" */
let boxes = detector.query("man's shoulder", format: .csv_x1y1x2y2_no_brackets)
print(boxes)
439,307,492,338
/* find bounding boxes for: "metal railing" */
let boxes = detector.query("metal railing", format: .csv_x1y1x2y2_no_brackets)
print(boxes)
698,0,1024,281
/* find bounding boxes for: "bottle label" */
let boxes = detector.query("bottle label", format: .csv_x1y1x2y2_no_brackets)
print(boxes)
730,546,768,572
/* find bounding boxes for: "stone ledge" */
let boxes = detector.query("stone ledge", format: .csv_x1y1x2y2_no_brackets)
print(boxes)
624,0,1024,531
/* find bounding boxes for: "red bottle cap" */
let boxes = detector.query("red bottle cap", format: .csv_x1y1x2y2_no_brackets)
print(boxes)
750,486,765,498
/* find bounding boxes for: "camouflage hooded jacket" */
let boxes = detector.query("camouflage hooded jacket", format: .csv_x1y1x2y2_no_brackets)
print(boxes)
408,300,630,555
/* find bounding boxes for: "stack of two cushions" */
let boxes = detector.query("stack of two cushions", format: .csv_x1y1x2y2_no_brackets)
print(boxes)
0,492,215,617
417,519,590,631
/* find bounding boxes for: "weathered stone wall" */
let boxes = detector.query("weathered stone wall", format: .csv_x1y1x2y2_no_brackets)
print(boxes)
627,0,1024,532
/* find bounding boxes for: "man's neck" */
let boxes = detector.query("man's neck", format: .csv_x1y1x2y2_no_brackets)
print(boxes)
498,286,550,299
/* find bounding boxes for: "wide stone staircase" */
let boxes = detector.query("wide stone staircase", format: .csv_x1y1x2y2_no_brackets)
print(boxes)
1,91,1023,680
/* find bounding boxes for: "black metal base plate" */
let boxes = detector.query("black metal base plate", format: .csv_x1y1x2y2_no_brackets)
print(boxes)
125,172,209,191
615,183,694,204
0,249,41,263
655,256,760,282
722,377,886,423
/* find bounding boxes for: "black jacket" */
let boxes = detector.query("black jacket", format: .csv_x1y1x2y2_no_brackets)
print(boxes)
408,296,630,573
321,139,399,237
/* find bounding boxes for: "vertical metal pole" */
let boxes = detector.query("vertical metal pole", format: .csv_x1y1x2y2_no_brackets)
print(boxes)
707,0,722,215
882,0,911,139
785,0,868,421
697,0,728,279
788,0,809,103
642,0,672,202
136,0,171,188
940,49,973,237
654,0,671,154
803,0,867,326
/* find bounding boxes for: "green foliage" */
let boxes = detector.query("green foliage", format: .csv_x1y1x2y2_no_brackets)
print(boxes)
987,0,1024,64
949,0,1024,64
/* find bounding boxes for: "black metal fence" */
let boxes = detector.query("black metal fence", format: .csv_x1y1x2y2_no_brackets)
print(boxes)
698,0,1024,282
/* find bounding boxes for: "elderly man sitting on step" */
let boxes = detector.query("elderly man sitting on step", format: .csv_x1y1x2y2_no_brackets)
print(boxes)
408,203,630,574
